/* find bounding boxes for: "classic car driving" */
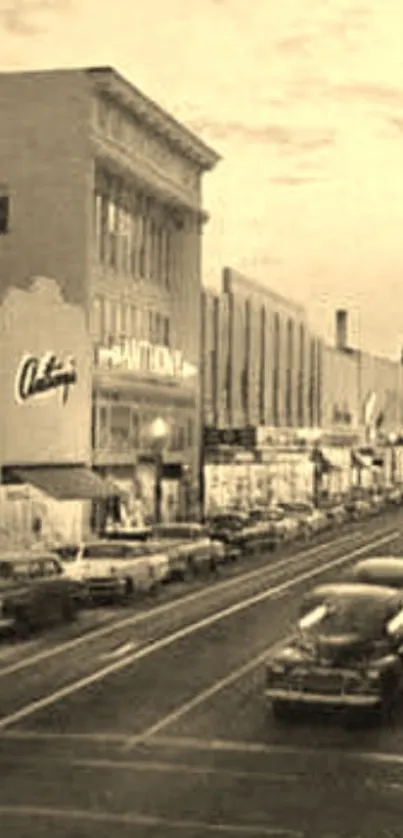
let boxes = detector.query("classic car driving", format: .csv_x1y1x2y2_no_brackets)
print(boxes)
149,523,226,579
0,551,83,634
55,539,166,601
265,583,403,723
349,557,403,591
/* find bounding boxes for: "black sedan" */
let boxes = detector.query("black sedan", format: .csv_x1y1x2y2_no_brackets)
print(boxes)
265,583,403,724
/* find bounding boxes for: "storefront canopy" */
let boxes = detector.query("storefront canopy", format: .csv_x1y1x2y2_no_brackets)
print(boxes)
10,466,122,501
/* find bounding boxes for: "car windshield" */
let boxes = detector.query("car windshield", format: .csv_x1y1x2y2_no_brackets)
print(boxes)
83,544,129,559
153,526,203,540
300,594,396,639
55,545,80,562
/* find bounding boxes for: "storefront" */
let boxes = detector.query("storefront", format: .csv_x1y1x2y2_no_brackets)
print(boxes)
0,275,120,547
92,333,200,525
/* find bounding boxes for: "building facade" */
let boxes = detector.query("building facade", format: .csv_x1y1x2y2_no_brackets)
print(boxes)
0,67,218,539
201,268,324,512
202,267,323,432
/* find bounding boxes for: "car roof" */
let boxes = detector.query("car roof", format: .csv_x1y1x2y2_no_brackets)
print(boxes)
0,550,59,562
352,558,403,579
305,582,401,605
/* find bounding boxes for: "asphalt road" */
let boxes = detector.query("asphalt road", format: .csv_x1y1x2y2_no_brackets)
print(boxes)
1,511,403,837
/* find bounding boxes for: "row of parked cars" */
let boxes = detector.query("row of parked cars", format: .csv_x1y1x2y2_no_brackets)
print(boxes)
0,485,402,639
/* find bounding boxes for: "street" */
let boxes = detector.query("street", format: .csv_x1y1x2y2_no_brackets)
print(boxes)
1,512,403,837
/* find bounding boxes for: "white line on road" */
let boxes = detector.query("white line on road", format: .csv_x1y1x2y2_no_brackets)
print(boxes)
0,530,396,732
0,529,397,732
124,647,277,748
100,642,137,660
0,528,369,680
122,530,399,746
0,805,304,836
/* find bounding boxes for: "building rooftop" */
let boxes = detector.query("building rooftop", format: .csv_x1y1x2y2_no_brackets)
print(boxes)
86,66,221,171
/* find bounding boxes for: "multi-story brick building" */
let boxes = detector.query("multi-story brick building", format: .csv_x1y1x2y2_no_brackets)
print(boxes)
0,66,219,541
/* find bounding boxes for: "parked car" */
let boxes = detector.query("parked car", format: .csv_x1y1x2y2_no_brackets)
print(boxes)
102,523,152,541
265,582,403,723
323,503,348,527
278,502,327,538
344,495,372,521
349,557,403,591
0,550,83,635
149,523,226,579
54,539,167,601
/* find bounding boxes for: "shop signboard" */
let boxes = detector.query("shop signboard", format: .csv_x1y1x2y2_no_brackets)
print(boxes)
203,425,257,449
94,338,198,385
0,277,92,465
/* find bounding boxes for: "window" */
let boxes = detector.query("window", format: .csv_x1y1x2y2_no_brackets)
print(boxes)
138,212,146,278
92,296,104,341
131,410,140,447
110,405,131,452
272,313,280,426
165,228,172,289
154,313,161,344
285,319,294,426
187,417,193,448
107,198,118,269
130,305,138,339
163,316,170,347
98,406,109,450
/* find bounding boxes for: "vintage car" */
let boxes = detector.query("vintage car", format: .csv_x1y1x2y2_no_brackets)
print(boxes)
102,523,152,541
0,551,83,635
55,539,168,601
149,523,226,580
265,583,403,723
278,502,327,538
349,557,403,591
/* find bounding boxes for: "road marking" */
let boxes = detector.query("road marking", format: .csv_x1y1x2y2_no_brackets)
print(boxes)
124,647,276,747
100,641,137,660
0,530,396,731
0,752,299,782
0,805,304,836
0,730,129,743
0,527,371,680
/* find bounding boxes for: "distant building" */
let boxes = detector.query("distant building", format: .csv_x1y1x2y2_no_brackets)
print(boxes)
0,66,219,540
201,267,323,431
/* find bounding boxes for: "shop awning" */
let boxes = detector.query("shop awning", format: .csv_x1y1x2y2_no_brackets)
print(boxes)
10,467,122,501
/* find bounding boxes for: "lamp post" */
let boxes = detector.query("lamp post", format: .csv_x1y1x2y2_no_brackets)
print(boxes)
150,418,170,525
388,432,397,485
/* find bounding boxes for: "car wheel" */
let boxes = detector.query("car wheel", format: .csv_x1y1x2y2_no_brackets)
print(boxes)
272,699,293,722
62,596,77,623
123,577,135,601
15,607,33,639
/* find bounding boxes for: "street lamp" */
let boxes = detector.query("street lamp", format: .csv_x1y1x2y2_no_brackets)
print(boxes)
388,432,398,485
150,417,170,524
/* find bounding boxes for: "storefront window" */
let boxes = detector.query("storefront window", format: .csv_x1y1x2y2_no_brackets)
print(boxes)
98,406,109,450
110,405,132,452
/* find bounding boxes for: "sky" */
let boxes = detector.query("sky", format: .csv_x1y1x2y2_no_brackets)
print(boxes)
1,0,403,357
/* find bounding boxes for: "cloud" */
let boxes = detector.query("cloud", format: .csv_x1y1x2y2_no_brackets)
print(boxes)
0,0,72,35
269,175,321,186
187,118,335,152
331,81,403,109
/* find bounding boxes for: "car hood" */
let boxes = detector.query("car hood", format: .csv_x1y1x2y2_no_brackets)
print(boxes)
274,632,373,667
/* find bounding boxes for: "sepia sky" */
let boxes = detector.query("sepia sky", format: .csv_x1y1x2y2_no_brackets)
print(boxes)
1,0,403,357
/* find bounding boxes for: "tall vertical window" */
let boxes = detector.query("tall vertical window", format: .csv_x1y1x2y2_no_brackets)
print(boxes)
92,296,104,342
297,323,305,427
308,338,316,427
286,319,294,427
155,313,161,344
163,316,170,347
272,313,280,426
107,196,118,270
259,305,266,425
166,226,173,289
138,206,147,278
130,305,138,339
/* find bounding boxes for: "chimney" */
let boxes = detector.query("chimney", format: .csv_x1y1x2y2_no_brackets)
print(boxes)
336,309,348,350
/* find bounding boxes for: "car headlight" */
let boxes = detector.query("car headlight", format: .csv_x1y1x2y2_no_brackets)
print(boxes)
269,662,287,675
366,668,381,681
